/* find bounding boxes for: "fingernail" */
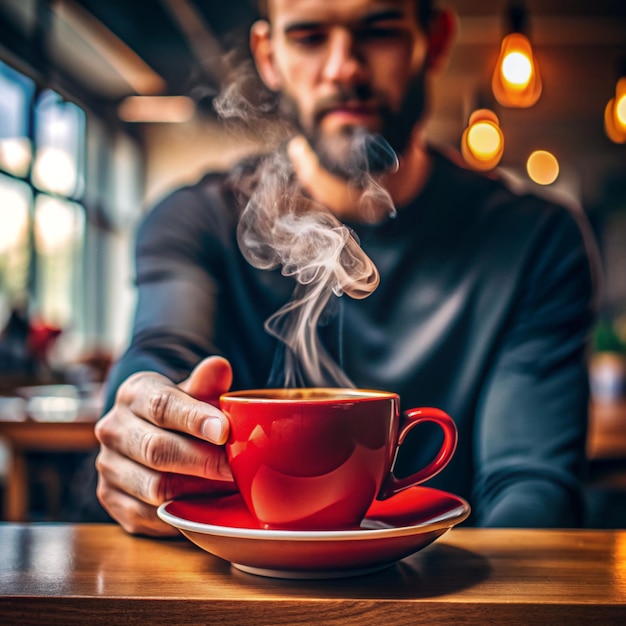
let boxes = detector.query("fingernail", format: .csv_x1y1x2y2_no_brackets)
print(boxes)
202,416,225,444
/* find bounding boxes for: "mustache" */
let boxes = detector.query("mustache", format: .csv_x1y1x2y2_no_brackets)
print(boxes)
311,86,383,125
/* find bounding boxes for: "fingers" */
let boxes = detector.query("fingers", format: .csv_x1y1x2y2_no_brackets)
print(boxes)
96,363,235,536
99,490,176,537
95,406,233,482
179,356,233,404
95,466,178,537
96,446,233,507
96,448,235,536
116,370,229,445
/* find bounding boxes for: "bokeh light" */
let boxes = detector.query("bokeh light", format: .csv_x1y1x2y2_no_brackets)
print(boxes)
0,181,29,253
616,93,626,129
492,32,542,108
0,137,32,177
527,150,559,185
35,195,78,253
461,109,504,171
467,122,502,160
32,146,77,196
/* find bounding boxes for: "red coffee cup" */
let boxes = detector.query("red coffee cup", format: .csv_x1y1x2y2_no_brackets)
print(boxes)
220,388,457,530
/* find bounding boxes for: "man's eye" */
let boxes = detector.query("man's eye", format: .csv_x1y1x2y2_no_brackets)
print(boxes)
289,31,326,47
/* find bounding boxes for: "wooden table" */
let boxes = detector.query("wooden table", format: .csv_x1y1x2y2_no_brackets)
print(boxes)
0,420,99,521
1,524,625,624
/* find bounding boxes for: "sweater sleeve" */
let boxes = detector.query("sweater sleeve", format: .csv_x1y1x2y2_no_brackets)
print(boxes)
472,204,599,527
103,176,233,413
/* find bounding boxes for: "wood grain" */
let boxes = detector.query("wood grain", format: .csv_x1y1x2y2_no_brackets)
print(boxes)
1,525,625,624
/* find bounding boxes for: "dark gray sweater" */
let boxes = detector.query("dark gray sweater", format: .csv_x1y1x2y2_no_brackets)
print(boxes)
104,149,598,527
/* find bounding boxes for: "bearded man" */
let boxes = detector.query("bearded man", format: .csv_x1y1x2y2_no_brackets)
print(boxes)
93,0,598,535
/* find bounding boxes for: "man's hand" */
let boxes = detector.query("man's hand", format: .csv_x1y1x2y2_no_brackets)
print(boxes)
95,356,235,536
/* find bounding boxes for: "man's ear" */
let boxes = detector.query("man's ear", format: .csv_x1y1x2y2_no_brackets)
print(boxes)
250,20,281,91
425,8,457,73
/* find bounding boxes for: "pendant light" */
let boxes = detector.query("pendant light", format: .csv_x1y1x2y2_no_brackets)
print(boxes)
492,2,542,108
461,109,504,171
604,62,626,144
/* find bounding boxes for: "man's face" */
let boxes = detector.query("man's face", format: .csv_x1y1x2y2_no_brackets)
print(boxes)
262,0,431,179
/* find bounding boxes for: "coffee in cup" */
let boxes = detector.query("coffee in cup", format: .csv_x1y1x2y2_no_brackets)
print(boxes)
220,388,457,531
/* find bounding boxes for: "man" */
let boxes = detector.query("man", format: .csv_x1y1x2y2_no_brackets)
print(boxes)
94,0,598,535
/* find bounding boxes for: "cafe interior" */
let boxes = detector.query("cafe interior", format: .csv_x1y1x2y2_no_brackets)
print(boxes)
3,1,626,621
0,0,625,530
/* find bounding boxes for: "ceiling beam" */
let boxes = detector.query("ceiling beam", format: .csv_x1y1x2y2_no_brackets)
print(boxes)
51,0,166,95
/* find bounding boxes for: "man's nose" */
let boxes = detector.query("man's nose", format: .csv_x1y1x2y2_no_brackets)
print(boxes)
321,29,368,85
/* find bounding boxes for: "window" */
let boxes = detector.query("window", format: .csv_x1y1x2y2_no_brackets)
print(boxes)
0,61,34,179
0,61,35,316
34,195,85,327
0,175,31,299
32,90,85,198
0,60,86,359
1,58,143,373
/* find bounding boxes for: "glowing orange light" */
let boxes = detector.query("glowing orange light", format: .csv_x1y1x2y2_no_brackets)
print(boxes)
526,150,559,185
461,109,504,171
604,77,626,144
502,51,533,89
617,95,626,127
492,33,542,108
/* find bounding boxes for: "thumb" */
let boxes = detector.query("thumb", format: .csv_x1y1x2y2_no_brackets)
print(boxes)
179,356,233,404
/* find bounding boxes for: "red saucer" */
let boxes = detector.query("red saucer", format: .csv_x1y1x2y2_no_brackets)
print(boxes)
158,486,470,579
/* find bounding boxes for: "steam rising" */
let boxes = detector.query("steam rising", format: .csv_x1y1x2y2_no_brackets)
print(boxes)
216,62,398,388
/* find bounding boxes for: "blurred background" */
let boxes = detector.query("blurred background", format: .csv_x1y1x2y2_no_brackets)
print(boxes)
0,0,625,523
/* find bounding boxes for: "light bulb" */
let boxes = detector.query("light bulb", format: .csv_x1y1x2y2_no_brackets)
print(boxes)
604,76,626,144
467,122,501,159
492,33,542,108
616,94,626,128
461,109,504,171
502,52,533,89
613,77,626,132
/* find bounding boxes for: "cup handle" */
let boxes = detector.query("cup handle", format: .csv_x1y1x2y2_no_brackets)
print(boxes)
378,407,458,500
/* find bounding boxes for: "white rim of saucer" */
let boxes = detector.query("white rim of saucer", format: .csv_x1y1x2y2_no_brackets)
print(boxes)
156,498,470,541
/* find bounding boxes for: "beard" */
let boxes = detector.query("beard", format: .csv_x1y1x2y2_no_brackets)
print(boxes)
280,72,427,184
